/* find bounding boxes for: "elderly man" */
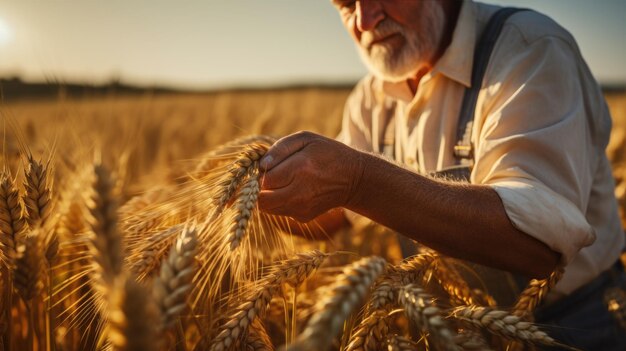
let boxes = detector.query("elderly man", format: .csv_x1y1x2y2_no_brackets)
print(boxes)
258,0,626,348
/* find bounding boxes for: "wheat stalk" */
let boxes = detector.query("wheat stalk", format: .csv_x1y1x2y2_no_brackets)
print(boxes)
286,256,386,351
210,250,328,351
450,305,580,350
511,267,564,320
398,284,460,351
84,164,123,301
153,224,198,330
345,309,389,351
44,233,59,264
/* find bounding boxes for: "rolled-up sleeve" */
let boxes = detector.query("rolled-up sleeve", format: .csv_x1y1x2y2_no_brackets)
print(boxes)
472,34,599,264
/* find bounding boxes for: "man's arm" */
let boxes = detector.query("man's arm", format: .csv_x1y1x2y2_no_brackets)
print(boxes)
258,131,560,279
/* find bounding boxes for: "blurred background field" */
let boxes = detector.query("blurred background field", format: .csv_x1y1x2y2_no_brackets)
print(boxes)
1,83,625,228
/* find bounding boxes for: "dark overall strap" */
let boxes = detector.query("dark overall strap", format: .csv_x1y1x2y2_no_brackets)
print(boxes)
453,7,529,162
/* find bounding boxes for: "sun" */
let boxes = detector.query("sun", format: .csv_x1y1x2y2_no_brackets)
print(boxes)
0,18,13,46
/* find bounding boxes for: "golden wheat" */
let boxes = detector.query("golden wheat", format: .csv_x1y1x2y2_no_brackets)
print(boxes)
450,305,580,350
0,174,26,265
153,224,198,330
229,172,260,250
108,276,160,351
0,83,610,351
210,250,328,351
244,319,274,351
511,267,564,320
365,252,436,313
386,335,417,351
398,284,459,351
213,143,270,217
433,256,494,307
345,309,389,351
23,156,52,228
287,256,387,351
13,230,44,301
84,164,123,307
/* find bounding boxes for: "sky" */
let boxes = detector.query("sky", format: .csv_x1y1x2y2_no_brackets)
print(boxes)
0,0,624,89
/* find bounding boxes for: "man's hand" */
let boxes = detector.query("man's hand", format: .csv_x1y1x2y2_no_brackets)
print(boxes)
258,131,364,223
257,131,559,279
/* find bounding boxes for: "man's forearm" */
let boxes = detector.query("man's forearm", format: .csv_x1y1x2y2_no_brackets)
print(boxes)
345,150,560,279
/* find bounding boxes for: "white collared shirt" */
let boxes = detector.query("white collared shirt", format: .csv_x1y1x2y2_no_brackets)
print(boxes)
338,0,624,295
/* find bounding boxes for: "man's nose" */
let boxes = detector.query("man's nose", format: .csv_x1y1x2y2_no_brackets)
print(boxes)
355,0,384,32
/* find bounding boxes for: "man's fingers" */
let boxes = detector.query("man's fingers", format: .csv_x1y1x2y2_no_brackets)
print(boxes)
258,188,316,223
258,188,292,215
260,131,313,171
260,158,297,190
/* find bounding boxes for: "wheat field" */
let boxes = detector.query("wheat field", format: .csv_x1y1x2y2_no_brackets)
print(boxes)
0,87,624,351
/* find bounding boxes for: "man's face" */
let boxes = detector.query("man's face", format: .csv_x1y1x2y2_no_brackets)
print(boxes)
332,0,446,82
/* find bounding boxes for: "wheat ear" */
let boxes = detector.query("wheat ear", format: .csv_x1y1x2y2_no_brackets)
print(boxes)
213,143,269,215
345,309,389,351
433,256,494,306
194,135,276,175
0,174,27,266
398,284,460,351
23,156,52,227
229,171,259,250
84,164,122,300
108,277,160,351
365,252,436,313
153,224,198,330
0,174,24,351
450,305,581,351
365,281,396,314
206,135,276,158
129,224,183,280
389,251,436,285
287,256,386,351
210,250,328,351
511,267,564,319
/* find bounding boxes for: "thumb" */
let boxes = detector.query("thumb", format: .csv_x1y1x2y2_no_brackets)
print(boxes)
260,131,313,171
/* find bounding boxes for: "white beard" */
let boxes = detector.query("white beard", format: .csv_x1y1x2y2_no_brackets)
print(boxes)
356,1,446,82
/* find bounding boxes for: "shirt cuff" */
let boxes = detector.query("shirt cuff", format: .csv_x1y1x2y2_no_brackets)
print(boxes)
489,179,596,265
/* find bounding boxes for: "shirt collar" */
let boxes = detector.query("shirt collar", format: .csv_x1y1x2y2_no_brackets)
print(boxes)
432,0,476,88
379,0,477,102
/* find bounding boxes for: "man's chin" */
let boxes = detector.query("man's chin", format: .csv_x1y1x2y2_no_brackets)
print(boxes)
363,59,417,83
358,48,420,83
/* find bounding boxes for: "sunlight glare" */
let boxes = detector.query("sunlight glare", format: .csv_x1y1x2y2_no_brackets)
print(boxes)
0,18,13,46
